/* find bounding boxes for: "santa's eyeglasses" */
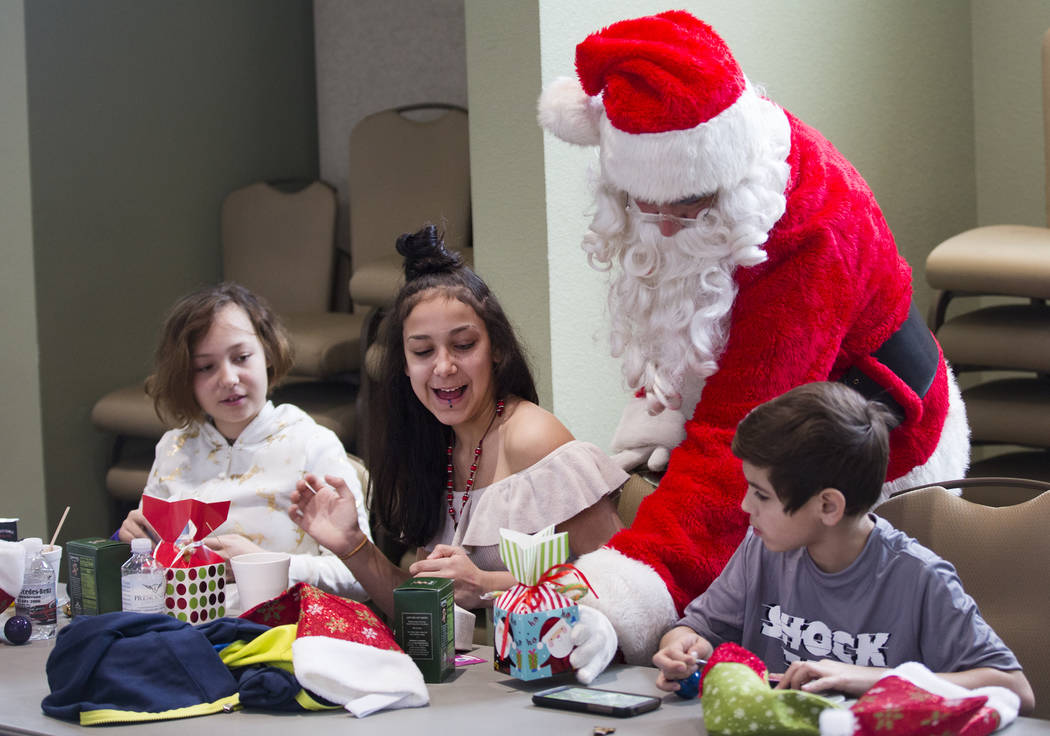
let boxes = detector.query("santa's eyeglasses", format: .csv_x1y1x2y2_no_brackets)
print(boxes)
625,195,716,229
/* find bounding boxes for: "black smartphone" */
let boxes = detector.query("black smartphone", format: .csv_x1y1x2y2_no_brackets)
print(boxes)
532,685,662,718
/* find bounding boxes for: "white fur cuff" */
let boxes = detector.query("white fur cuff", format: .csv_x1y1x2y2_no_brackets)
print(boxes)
574,546,678,664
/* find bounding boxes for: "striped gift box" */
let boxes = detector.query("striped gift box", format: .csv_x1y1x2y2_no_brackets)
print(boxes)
493,526,579,680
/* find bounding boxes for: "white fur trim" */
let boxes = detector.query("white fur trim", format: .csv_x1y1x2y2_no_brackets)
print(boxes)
292,637,428,717
574,546,677,664
537,76,602,146
599,80,790,203
0,541,25,601
880,365,970,501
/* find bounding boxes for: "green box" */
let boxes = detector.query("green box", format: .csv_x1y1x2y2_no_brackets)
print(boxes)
67,538,130,616
393,577,454,683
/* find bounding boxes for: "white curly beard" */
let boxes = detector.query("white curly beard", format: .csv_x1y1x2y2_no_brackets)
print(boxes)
583,153,790,417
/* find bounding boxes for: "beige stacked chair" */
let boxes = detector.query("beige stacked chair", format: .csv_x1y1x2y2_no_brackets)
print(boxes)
221,180,363,443
347,103,472,314
92,180,363,518
343,104,473,563
923,28,1050,480
346,104,472,461
877,484,1050,718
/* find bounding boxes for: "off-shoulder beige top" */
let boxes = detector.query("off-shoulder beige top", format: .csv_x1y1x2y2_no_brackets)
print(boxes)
423,440,629,571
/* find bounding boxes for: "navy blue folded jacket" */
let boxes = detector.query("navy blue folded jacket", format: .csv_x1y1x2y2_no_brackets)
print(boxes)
43,612,271,725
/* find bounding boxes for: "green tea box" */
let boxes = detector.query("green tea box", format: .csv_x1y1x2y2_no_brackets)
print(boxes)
393,577,454,683
67,538,130,615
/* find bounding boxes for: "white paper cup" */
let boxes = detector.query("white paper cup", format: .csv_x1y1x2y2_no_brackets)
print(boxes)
454,605,476,651
41,544,62,578
230,552,290,611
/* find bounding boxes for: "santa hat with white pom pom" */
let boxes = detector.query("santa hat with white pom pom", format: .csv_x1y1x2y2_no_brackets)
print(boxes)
537,9,787,204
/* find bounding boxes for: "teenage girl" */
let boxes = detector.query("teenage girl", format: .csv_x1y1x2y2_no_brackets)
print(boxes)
289,226,626,616
118,282,370,599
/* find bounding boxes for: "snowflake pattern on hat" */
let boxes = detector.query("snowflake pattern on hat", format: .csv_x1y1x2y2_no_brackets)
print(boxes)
700,643,843,736
851,676,1000,736
241,582,400,652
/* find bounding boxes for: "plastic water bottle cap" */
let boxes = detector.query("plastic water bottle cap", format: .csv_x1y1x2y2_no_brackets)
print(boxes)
21,537,43,556
130,537,152,554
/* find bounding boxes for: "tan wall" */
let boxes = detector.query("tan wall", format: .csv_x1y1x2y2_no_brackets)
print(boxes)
465,2,553,406
973,0,1048,227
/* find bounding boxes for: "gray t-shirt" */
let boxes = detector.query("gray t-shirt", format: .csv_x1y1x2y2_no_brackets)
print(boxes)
679,515,1020,673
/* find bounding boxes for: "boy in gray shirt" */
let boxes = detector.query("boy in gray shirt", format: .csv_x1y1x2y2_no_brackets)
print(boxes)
652,382,1035,714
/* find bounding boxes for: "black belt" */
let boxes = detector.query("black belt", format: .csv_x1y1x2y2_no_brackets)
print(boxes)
839,302,939,422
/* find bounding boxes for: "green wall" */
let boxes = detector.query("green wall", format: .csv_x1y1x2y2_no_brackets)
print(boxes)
0,0,48,540
8,1,319,545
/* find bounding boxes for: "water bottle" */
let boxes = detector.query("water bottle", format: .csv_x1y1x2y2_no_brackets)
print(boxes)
121,538,166,614
15,537,57,640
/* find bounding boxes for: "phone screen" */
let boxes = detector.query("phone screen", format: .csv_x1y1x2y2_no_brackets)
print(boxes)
542,687,656,708
533,685,661,717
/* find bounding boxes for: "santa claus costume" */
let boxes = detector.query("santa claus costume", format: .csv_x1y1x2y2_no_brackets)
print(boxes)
539,11,970,664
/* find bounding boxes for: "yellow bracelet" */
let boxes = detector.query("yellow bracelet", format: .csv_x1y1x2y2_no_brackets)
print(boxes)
339,536,369,562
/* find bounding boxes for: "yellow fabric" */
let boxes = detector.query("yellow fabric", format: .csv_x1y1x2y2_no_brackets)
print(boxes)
220,624,297,670
79,695,241,725
219,624,337,712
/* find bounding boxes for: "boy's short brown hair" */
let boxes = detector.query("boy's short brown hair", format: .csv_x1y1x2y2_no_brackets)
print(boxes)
146,282,293,428
731,381,898,516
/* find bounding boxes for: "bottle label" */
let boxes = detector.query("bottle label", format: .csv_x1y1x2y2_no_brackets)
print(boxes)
16,584,57,627
122,573,166,614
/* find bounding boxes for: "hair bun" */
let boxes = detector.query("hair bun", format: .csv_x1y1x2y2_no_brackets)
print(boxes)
397,224,463,281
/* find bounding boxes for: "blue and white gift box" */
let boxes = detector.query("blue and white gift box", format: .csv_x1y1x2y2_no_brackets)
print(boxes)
492,526,592,681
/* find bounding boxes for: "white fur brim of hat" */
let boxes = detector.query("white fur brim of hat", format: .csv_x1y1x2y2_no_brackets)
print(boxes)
538,75,790,203
0,540,25,602
293,636,428,718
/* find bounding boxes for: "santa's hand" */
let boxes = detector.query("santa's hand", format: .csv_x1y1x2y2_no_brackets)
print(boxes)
570,605,618,684
609,396,686,472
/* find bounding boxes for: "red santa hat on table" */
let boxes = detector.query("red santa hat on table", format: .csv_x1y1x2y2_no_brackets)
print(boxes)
241,583,427,718
701,645,1020,736
538,9,785,203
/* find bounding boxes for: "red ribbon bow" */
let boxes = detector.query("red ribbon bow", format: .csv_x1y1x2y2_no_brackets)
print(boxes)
496,563,597,659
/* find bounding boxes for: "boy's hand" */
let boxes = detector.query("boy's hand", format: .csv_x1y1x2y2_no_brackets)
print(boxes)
652,626,709,692
775,659,885,696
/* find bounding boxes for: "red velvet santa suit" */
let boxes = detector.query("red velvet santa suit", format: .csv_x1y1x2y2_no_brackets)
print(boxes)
608,111,952,613
538,11,969,665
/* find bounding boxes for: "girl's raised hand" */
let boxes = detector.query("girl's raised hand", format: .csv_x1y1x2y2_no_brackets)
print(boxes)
409,546,489,610
289,473,364,559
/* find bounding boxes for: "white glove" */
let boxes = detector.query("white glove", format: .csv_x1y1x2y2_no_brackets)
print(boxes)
609,395,687,473
570,604,618,684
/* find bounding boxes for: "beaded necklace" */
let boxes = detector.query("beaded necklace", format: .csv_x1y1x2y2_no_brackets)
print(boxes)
446,399,505,524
